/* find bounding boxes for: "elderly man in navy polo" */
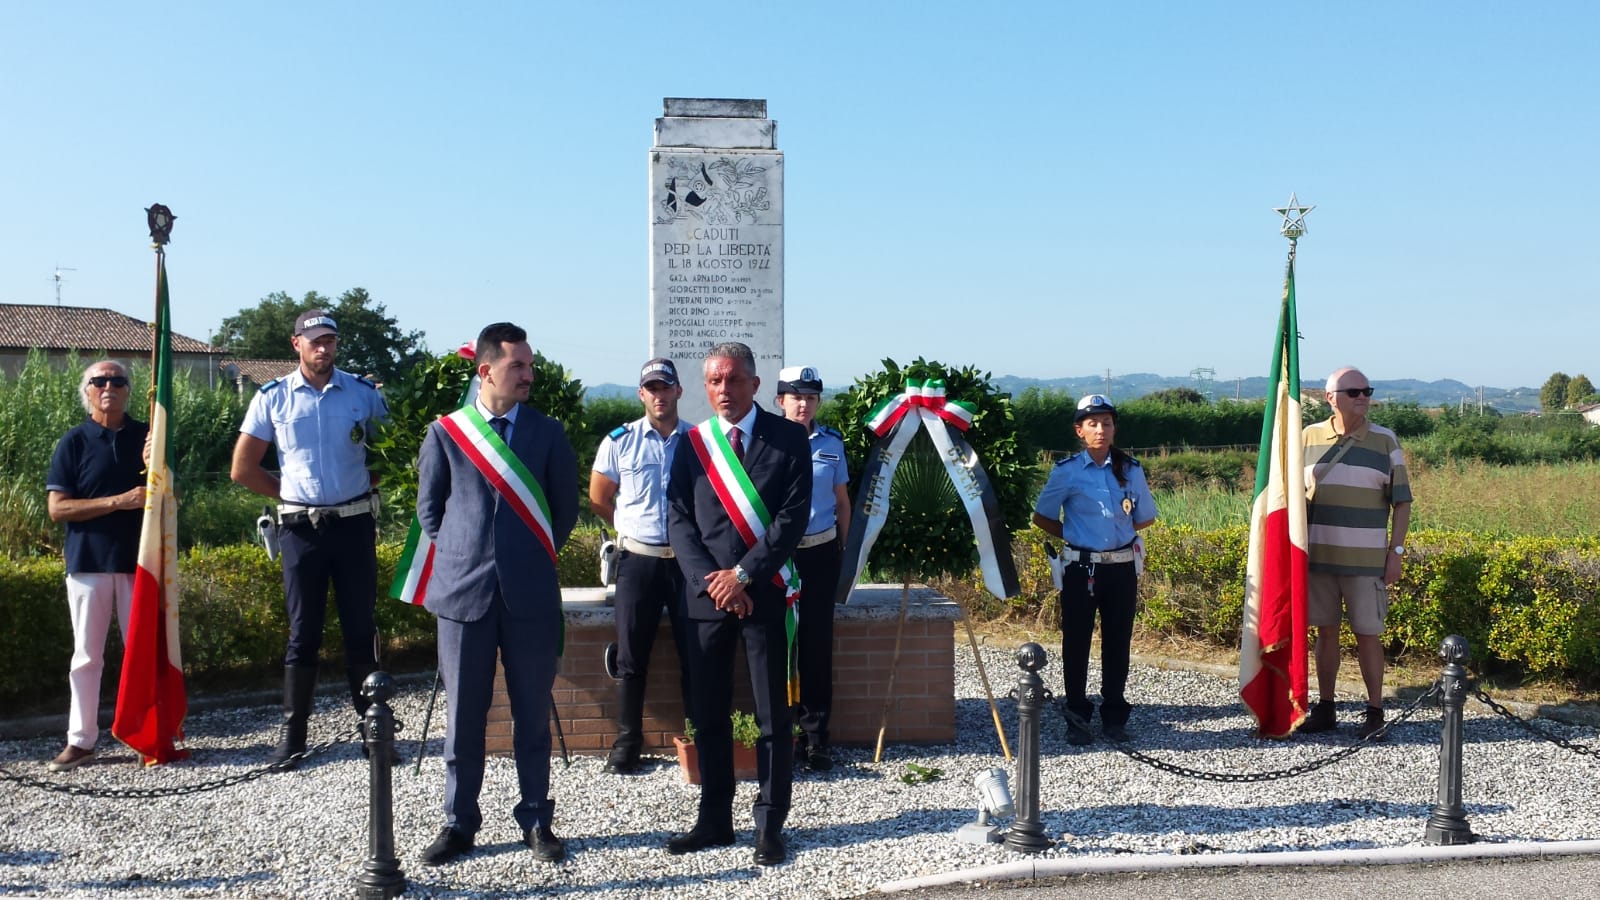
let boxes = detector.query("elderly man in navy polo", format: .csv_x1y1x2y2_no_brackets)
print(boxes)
231,309,389,766
44,360,150,772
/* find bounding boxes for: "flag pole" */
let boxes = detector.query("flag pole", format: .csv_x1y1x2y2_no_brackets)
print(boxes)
144,205,175,417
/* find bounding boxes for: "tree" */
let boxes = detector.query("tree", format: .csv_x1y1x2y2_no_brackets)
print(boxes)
1565,374,1596,408
1540,372,1571,411
215,288,429,385
1145,387,1207,406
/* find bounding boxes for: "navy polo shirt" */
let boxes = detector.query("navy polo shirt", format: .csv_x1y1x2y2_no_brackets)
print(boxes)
46,418,150,574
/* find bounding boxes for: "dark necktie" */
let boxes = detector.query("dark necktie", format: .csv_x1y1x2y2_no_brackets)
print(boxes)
729,426,744,462
490,416,510,441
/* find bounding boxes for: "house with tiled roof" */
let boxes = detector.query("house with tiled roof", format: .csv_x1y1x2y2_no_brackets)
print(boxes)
0,303,224,381
220,357,297,391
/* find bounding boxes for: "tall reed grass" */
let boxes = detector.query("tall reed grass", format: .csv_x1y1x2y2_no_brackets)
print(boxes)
1153,458,1600,538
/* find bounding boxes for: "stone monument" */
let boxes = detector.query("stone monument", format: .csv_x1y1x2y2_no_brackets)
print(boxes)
649,97,783,423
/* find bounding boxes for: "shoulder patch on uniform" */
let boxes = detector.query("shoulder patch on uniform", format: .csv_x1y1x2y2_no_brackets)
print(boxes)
608,425,627,439
258,378,281,393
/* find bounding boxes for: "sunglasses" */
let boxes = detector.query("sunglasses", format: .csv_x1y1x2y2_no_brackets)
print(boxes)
89,375,130,388
1337,387,1375,398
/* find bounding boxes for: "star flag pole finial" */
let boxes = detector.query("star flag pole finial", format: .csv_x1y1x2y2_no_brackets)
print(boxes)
1273,193,1313,241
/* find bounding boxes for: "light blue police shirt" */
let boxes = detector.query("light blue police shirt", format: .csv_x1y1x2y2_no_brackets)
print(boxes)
1032,451,1158,552
805,425,850,535
592,417,690,545
241,366,389,506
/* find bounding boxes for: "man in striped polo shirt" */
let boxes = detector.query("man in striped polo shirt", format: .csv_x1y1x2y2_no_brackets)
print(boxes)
1301,367,1412,740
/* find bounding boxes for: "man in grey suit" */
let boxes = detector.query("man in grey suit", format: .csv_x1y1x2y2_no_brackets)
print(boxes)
414,322,579,866
665,342,811,866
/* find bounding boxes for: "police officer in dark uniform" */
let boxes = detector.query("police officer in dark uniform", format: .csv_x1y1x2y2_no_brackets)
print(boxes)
1030,394,1157,746
775,365,850,771
231,309,390,766
590,358,693,774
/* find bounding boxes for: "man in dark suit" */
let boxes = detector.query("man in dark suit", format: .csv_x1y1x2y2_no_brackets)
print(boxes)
414,322,579,866
666,341,811,866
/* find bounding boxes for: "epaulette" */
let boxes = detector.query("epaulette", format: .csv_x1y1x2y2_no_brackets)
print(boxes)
1053,452,1082,467
355,375,379,389
258,378,282,393
608,425,628,439
817,425,843,439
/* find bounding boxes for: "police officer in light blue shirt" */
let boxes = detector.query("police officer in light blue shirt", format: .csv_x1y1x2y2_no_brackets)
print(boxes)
775,365,850,771
1031,394,1157,746
590,357,694,774
232,309,390,766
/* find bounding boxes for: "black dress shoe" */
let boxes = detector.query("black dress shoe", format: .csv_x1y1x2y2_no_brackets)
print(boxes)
666,822,736,855
603,746,640,775
1102,722,1130,743
802,746,834,771
525,824,566,863
419,826,473,866
753,829,786,866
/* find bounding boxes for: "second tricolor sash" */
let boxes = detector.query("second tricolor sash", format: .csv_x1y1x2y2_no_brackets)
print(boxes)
687,417,802,703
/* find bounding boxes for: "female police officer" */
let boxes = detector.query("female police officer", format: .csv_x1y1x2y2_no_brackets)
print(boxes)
1030,394,1157,745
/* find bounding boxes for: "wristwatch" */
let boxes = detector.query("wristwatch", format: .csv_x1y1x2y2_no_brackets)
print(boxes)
733,564,753,585
1392,545,1406,556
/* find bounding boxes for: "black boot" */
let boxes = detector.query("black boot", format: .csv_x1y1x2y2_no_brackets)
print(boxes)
605,677,647,774
270,665,318,768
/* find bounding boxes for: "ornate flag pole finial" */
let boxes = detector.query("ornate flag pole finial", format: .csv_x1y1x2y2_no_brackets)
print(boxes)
145,204,176,248
1273,193,1313,244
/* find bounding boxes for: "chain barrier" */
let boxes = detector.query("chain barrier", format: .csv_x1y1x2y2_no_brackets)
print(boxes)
1472,688,1600,759
1055,681,1443,783
0,720,401,800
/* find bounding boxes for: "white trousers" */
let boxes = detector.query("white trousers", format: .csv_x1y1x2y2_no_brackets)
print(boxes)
64,573,134,749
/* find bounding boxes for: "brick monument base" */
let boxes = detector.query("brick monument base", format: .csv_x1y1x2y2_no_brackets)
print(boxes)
483,585,959,757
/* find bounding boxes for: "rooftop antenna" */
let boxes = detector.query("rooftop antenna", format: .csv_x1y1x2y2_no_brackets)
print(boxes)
53,265,77,305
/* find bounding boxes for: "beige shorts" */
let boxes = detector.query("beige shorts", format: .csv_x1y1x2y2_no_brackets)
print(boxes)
1307,572,1388,635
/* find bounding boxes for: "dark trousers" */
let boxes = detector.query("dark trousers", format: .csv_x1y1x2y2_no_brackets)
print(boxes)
437,598,558,835
686,610,793,834
611,550,691,752
278,513,378,668
793,538,841,750
1058,560,1137,727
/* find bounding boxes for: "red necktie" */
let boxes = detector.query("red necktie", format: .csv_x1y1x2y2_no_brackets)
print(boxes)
729,426,745,462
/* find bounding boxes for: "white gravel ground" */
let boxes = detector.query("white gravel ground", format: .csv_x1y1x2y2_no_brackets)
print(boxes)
2,644,1597,899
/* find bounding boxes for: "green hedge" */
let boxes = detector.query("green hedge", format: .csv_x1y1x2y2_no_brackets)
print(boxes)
940,524,1600,683
2,526,608,713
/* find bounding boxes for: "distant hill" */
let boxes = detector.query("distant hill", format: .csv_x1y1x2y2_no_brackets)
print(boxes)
586,375,1542,412
990,374,1541,413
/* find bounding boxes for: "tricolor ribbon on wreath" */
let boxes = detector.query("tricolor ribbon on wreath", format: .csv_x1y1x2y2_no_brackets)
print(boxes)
835,378,1020,604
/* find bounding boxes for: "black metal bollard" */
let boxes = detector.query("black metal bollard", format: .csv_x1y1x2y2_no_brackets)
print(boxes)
1004,643,1055,854
356,672,407,899
1424,635,1475,846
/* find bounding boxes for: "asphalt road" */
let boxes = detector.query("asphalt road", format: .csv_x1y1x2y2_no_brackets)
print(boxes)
896,855,1600,899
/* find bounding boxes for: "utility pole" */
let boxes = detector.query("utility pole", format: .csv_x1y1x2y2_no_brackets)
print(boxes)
1104,368,1111,397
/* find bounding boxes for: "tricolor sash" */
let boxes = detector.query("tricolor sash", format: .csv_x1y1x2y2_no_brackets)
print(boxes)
687,417,802,702
437,406,560,565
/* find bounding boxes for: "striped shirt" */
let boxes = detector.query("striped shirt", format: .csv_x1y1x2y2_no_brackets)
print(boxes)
1302,419,1412,576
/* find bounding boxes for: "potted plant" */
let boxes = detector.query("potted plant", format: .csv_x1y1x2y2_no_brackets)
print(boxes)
673,712,761,784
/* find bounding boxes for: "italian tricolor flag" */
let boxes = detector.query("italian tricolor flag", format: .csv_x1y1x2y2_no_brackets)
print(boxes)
1239,255,1310,739
112,254,190,765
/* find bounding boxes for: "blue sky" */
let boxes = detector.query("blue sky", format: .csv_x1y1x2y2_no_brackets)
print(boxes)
4,2,1595,392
